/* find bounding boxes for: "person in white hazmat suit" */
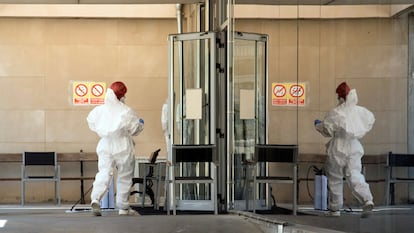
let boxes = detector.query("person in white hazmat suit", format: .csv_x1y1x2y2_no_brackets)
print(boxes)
87,81,144,216
161,99,169,153
314,82,375,218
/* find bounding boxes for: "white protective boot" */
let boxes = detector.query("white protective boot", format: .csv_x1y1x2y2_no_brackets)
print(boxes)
119,208,140,216
91,200,102,216
361,200,374,218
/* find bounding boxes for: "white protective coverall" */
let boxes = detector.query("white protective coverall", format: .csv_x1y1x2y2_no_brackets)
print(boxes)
87,88,144,210
315,89,375,212
161,99,169,153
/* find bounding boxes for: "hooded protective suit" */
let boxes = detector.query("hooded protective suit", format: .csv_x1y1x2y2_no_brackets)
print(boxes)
315,87,375,212
161,99,169,152
87,87,144,211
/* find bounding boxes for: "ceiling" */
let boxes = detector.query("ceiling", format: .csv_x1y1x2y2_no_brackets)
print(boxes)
0,0,414,4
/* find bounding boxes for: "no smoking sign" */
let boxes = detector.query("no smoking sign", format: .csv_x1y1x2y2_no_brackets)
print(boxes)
289,84,304,97
75,84,88,97
91,84,105,97
272,82,306,106
90,82,106,105
72,81,106,105
273,84,286,97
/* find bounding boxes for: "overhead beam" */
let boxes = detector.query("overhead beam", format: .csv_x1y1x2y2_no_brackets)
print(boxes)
234,4,413,19
0,0,411,5
0,3,412,19
390,4,414,17
235,0,414,5
0,4,178,18
0,0,203,3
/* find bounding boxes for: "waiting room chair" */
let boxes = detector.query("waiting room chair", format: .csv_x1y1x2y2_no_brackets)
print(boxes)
250,144,298,215
385,151,414,205
21,151,61,205
130,148,165,209
168,144,217,215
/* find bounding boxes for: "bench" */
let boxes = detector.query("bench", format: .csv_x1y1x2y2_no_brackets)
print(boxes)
298,153,387,183
0,152,390,205
385,152,414,205
0,152,98,163
61,177,95,181
0,152,97,204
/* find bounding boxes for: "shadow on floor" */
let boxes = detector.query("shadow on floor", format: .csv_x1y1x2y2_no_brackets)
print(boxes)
131,206,217,215
131,205,312,216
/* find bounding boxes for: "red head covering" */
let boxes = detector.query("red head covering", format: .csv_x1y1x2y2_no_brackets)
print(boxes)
336,82,350,100
109,81,127,100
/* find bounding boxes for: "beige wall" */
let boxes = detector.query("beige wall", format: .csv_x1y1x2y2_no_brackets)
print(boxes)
0,18,176,156
0,18,177,203
0,15,410,204
236,17,408,155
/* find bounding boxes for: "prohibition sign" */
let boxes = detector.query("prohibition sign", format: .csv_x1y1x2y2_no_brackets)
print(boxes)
273,84,286,97
91,83,104,97
290,84,304,97
75,84,88,97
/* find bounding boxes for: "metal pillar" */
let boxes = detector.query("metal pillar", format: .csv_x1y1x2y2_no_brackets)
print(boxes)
408,13,414,203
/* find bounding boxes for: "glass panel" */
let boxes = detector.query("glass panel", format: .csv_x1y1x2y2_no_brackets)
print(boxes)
233,39,256,206
232,1,412,232
234,39,256,162
256,40,266,145
231,34,267,210
170,34,214,201
172,38,211,146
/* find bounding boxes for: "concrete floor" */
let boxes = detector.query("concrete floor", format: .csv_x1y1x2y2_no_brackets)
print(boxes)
257,205,414,233
0,205,262,233
0,204,412,233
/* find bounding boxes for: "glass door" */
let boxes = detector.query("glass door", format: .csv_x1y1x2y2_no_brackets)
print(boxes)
229,32,268,210
168,32,217,210
167,30,267,212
